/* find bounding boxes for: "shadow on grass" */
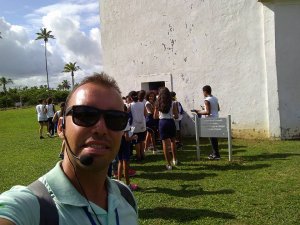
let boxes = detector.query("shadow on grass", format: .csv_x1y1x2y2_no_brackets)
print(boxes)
176,144,247,161
202,163,271,171
137,170,217,181
240,152,300,162
175,162,271,172
139,207,235,222
141,184,235,198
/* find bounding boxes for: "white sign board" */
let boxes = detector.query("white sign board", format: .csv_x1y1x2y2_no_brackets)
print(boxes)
194,115,232,161
199,118,228,138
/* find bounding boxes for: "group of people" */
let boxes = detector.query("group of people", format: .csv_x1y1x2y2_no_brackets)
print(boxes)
123,87,185,170
36,98,65,139
0,72,220,225
111,87,185,193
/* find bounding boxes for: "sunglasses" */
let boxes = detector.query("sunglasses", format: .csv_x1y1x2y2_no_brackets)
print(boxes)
65,105,129,131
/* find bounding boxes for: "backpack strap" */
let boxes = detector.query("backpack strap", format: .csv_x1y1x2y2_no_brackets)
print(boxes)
113,180,137,214
28,180,59,225
28,179,137,225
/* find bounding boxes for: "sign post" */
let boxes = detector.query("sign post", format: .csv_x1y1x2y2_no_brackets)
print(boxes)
194,114,232,161
194,114,200,160
227,115,232,161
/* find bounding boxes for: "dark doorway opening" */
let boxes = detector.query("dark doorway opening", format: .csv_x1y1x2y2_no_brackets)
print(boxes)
141,81,165,92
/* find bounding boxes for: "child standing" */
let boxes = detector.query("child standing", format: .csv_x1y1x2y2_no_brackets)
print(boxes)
117,106,139,191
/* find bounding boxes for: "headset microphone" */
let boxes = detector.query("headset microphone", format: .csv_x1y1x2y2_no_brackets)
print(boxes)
65,138,94,166
79,155,94,166
62,116,94,166
67,149,94,166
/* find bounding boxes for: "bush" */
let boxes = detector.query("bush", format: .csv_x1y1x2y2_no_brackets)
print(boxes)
0,88,70,109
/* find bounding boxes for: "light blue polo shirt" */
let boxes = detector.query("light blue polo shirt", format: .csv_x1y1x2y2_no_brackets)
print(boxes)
0,162,138,225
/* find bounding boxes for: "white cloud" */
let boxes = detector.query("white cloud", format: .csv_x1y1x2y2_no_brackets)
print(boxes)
0,0,102,89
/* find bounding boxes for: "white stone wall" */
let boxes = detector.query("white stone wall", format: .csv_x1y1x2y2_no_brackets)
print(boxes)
100,0,300,139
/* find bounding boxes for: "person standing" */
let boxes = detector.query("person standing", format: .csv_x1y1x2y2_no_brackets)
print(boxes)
144,91,158,154
0,73,138,224
52,102,66,137
36,99,48,139
170,91,184,150
117,105,139,191
196,85,221,160
128,91,147,162
46,97,56,137
154,87,179,170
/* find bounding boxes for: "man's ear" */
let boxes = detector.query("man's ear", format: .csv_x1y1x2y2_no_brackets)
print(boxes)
57,117,65,139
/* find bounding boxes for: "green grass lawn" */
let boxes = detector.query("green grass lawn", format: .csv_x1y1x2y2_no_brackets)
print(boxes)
0,107,299,224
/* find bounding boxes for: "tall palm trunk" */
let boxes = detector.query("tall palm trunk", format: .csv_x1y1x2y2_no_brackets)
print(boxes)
71,71,74,89
4,85,7,110
44,41,49,90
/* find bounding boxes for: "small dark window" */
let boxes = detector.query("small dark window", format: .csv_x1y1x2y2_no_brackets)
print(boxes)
141,81,165,91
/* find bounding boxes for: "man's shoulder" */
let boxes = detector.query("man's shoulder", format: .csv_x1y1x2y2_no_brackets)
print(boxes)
0,185,37,199
0,185,40,225
108,179,137,213
108,179,138,223
205,96,218,101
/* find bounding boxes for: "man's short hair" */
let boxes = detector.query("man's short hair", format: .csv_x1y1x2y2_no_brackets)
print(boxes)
202,85,212,94
65,72,121,107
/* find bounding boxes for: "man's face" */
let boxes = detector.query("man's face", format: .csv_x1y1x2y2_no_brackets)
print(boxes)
203,91,208,97
62,83,124,171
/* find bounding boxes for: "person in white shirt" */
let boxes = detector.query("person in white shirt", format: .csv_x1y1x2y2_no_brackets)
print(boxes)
46,97,56,137
36,99,48,139
154,87,179,170
196,85,221,160
128,91,147,162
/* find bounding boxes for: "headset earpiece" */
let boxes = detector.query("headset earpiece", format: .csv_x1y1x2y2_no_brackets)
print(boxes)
62,117,65,129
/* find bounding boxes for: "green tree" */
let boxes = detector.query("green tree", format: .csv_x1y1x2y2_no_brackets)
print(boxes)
35,28,55,90
0,76,13,109
63,62,81,89
0,77,13,94
57,84,63,91
61,80,71,90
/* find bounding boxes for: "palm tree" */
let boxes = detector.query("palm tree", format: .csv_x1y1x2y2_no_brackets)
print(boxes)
63,62,81,89
35,28,55,90
0,77,13,94
57,84,64,91
0,76,13,109
61,80,71,90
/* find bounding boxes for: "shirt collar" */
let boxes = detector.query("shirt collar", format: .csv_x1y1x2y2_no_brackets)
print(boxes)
44,162,122,212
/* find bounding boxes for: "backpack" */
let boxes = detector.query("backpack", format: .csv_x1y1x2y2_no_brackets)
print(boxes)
178,102,184,115
28,179,137,225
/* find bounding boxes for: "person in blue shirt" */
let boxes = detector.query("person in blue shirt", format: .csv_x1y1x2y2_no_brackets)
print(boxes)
0,73,138,225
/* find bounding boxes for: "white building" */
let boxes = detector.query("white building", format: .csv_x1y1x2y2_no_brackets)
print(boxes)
100,0,300,139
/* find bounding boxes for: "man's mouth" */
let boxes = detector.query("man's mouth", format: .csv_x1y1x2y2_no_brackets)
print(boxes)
82,141,111,154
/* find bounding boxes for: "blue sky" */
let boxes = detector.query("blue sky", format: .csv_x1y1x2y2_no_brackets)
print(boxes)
0,0,102,89
2,0,57,26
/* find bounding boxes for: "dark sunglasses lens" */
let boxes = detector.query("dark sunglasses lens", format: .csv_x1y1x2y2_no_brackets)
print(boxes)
73,106,100,127
104,111,128,131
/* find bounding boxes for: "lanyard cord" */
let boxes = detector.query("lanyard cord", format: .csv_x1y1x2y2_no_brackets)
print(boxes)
115,208,120,225
83,207,98,225
83,207,120,225
63,139,104,225
63,121,119,225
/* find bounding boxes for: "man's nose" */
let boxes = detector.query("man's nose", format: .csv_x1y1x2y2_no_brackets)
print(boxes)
92,115,108,135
